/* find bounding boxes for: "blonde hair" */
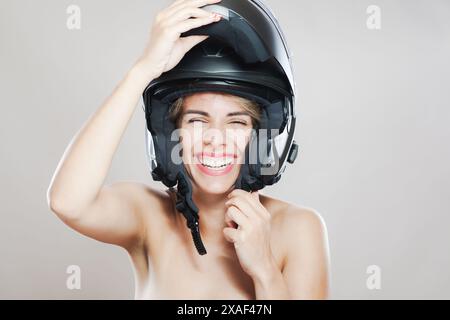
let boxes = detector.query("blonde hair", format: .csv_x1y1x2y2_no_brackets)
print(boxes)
168,92,262,129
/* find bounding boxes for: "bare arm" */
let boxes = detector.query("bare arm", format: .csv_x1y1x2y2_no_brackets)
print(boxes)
47,0,223,250
47,64,155,248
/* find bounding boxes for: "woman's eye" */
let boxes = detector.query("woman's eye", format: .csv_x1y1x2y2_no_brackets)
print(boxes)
188,119,206,124
231,121,248,125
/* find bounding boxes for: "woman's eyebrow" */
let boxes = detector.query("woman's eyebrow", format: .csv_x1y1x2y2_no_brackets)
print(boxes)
183,110,250,117
227,111,250,117
184,110,209,117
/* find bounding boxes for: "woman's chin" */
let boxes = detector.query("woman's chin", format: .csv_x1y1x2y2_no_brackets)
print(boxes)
190,173,238,195
194,179,235,195
187,163,241,195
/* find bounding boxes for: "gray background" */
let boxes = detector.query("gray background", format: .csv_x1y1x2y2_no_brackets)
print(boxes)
1,0,449,299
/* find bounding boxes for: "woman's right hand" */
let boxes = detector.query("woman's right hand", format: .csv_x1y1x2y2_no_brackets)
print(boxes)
136,0,223,80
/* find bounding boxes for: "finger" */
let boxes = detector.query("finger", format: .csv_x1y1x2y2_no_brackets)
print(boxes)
249,191,269,218
165,7,217,27
184,0,223,10
228,189,245,200
226,206,250,229
225,196,259,222
242,190,267,214
224,206,238,228
228,189,253,200
175,14,221,34
229,189,266,217
162,0,186,18
165,0,222,19
231,190,270,221
223,227,240,244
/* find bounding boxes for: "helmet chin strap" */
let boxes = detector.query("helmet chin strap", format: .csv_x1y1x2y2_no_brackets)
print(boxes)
174,168,207,255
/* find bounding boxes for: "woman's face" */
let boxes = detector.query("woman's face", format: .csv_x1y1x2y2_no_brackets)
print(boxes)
178,92,254,195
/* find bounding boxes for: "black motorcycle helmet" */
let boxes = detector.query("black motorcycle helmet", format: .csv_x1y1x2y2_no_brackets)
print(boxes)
142,0,299,255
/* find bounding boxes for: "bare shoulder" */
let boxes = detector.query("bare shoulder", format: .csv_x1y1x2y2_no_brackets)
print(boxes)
109,181,177,226
261,194,330,299
107,180,163,204
260,193,328,249
261,195,325,229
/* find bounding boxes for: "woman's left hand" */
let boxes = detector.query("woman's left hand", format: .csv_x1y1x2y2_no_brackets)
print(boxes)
223,189,277,280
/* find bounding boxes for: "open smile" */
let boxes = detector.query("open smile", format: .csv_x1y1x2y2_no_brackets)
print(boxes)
195,152,237,177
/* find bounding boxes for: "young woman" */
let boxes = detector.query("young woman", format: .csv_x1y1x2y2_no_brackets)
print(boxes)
47,0,330,300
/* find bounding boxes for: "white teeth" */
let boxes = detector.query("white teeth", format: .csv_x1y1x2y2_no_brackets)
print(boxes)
200,157,233,169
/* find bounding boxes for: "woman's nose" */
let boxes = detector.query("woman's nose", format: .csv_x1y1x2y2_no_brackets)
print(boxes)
202,126,226,147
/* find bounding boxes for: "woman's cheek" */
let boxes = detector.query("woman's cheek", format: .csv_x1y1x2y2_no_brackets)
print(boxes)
229,129,251,159
227,128,252,147
179,130,195,165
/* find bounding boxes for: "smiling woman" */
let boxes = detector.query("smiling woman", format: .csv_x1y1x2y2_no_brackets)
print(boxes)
48,0,329,300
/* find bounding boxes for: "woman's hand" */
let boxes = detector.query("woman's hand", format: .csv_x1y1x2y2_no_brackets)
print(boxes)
223,190,278,280
135,0,223,80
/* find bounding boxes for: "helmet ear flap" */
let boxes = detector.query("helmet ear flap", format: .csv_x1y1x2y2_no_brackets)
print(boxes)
241,106,290,187
234,130,266,192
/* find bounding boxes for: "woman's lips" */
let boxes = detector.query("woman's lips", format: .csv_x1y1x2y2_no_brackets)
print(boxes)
195,162,235,176
197,152,238,159
195,152,237,176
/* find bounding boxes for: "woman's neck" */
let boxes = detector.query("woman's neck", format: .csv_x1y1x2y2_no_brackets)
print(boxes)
191,188,232,247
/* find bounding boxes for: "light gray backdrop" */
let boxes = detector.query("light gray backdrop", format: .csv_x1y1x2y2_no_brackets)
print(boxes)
1,0,449,299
